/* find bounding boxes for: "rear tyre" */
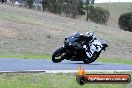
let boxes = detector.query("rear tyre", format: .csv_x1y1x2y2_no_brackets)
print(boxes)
83,58,91,64
83,52,100,64
52,47,65,63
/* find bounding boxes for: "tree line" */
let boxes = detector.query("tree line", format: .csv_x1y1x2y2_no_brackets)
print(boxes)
1,0,110,24
0,0,95,18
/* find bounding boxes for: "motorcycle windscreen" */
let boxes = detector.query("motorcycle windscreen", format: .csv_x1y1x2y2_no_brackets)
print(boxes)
65,32,80,43
65,32,82,49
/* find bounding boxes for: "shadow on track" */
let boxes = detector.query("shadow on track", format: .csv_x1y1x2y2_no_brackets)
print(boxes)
63,63,103,65
51,61,103,65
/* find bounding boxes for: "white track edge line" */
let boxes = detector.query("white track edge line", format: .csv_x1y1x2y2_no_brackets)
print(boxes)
0,70,132,73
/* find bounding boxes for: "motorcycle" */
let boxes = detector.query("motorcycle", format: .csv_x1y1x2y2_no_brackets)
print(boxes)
52,32,108,64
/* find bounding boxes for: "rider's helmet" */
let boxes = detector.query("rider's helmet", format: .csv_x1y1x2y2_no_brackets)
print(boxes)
85,31,95,42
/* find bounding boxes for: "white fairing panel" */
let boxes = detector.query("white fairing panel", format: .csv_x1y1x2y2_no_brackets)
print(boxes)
90,40,102,53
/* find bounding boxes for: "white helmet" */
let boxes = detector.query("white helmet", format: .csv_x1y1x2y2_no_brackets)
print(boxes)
85,31,95,41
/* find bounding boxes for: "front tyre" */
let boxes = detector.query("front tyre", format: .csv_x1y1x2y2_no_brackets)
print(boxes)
52,47,65,63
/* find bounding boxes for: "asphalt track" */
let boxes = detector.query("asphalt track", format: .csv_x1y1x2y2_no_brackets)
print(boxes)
0,58,132,72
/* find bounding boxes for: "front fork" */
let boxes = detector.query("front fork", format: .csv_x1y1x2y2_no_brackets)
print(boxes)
61,46,71,60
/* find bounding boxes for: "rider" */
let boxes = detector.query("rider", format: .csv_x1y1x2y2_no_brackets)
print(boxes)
67,31,96,58
81,31,96,44
80,31,96,58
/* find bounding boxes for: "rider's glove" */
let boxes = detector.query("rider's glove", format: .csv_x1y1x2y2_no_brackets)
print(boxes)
83,45,87,51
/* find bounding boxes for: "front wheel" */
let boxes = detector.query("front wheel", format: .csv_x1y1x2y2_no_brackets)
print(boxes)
83,52,100,64
52,47,65,63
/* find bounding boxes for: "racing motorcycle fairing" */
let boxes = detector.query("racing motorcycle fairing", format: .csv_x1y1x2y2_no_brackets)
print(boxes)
64,32,83,50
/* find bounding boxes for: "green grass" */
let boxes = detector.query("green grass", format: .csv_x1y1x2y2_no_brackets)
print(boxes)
97,57,132,64
0,72,131,88
0,54,51,60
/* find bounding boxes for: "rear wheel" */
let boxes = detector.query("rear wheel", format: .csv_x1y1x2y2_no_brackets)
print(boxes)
83,52,100,64
52,47,65,63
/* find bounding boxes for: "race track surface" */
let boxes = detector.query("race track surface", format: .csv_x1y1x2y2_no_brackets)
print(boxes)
0,58,132,72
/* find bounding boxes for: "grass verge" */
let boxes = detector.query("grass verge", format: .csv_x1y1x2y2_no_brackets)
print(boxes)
97,57,132,65
0,54,51,60
0,72,131,88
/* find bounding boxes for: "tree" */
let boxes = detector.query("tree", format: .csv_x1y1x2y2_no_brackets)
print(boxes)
1,0,6,3
71,0,79,18
26,0,33,9
91,0,95,5
42,0,48,11
78,0,85,16
85,0,90,21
